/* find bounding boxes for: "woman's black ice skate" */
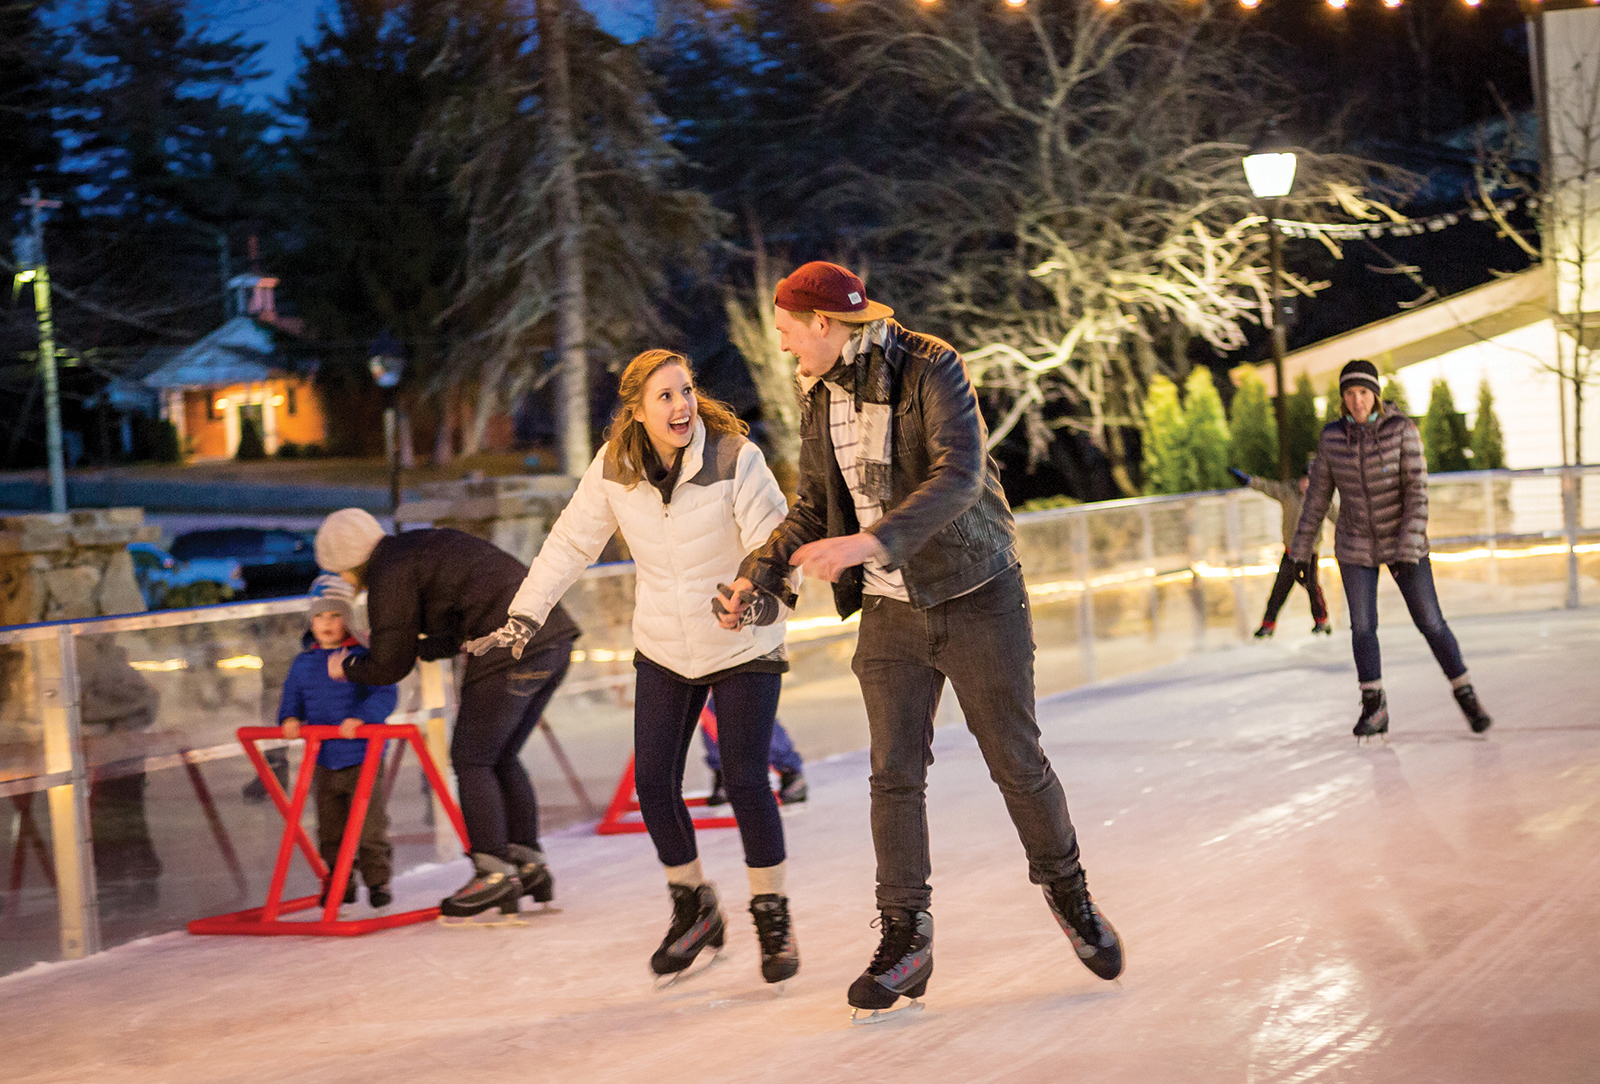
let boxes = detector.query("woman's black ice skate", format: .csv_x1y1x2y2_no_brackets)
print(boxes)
506,843,555,906
1043,873,1124,981
848,909,933,1023
1353,689,1389,743
651,883,725,985
437,853,524,927
1453,684,1492,734
749,893,800,985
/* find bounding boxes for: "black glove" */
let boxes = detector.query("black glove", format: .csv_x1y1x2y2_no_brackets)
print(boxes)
1228,467,1250,485
462,616,540,659
711,582,782,629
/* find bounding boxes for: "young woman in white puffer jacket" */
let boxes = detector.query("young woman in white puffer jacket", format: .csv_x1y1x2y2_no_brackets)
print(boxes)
467,349,800,986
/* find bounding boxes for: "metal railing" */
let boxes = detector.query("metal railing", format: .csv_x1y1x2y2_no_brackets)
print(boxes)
1,465,1596,976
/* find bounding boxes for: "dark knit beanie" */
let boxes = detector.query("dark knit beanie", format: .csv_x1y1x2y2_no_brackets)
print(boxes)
1339,359,1382,397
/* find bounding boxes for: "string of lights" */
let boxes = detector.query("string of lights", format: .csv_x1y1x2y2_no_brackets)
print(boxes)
1274,195,1533,241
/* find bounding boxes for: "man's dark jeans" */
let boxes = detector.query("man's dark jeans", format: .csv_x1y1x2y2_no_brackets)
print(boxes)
1339,557,1466,684
851,564,1081,912
1263,552,1328,625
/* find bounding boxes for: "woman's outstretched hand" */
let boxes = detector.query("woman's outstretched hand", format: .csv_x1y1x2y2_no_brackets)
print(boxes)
463,616,540,659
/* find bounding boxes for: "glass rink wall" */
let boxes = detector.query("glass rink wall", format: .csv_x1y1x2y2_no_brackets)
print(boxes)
2,465,1597,976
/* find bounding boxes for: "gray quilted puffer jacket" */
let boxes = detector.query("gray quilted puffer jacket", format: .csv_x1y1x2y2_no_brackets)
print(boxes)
1289,403,1429,567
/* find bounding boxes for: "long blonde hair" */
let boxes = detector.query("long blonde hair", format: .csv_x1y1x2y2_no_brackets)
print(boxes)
604,349,748,488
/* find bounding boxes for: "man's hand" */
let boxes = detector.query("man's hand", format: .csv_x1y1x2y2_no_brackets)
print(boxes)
790,532,886,583
281,718,301,740
462,616,539,659
339,718,363,739
327,648,350,682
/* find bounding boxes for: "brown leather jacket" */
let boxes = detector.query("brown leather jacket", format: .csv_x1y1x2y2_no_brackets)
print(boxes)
1290,402,1429,567
739,320,1018,616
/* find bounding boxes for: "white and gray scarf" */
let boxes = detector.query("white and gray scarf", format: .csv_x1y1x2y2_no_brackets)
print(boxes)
809,320,893,503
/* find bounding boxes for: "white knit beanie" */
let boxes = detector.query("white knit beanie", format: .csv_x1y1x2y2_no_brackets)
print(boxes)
315,508,387,573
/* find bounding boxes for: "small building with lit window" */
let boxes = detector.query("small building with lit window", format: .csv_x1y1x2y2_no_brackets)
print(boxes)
144,274,325,459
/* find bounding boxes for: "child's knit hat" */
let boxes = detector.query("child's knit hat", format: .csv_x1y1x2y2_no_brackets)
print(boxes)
307,573,354,626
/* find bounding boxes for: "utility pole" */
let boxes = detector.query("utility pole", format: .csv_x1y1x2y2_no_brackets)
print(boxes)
14,185,66,512
537,0,592,477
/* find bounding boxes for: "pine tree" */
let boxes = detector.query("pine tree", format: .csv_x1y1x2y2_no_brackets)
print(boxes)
1423,379,1470,473
1184,368,1231,490
1324,376,1345,426
1471,379,1506,470
1227,370,1278,478
1285,374,1320,477
1142,375,1192,495
1382,376,1412,417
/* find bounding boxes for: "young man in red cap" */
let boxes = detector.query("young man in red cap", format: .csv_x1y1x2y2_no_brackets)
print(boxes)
717,261,1123,1019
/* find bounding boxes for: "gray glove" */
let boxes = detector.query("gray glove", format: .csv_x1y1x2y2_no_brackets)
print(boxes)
711,583,781,629
463,616,540,659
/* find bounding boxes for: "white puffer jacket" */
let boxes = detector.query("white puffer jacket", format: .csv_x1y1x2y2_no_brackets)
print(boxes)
508,420,791,680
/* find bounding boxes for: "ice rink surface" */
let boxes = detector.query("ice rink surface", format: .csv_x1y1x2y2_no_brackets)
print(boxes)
5,608,1599,1084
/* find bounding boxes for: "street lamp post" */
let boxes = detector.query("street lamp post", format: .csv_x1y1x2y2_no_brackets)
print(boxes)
1243,132,1298,482
368,335,406,520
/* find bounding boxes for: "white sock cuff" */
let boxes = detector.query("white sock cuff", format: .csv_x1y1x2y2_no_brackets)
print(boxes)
747,860,786,898
1359,680,1383,692
1450,672,1472,690
665,858,705,888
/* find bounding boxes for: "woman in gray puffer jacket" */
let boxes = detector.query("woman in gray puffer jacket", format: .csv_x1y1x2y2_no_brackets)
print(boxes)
1289,359,1492,740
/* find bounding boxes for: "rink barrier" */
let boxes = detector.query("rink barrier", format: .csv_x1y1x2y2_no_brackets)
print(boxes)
187,723,470,937
2,464,1598,970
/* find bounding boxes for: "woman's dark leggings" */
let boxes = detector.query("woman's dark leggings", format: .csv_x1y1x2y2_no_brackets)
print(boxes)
1339,558,1467,685
633,657,785,870
450,641,573,858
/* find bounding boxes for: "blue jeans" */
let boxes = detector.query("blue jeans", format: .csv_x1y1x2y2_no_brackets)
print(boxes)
852,565,1081,912
633,657,786,870
1338,557,1467,685
450,640,574,858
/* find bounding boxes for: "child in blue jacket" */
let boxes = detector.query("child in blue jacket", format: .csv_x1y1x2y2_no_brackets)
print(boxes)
278,582,399,908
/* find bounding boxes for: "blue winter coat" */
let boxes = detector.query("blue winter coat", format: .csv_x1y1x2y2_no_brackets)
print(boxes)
277,644,399,770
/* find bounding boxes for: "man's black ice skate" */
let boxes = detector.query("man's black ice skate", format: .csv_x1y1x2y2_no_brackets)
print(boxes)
1312,621,1333,636
705,770,727,808
1044,873,1124,981
438,853,523,927
1454,684,1492,734
777,769,807,805
749,893,800,985
1253,622,1275,639
507,842,555,906
848,909,933,1023
1353,689,1389,743
651,883,725,984
368,883,392,908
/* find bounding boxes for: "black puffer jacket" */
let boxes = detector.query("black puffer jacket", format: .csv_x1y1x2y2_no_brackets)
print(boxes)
740,320,1018,615
343,528,579,687
1290,403,1429,567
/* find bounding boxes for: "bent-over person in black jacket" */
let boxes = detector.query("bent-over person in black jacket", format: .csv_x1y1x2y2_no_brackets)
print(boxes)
314,509,580,920
1289,360,1492,740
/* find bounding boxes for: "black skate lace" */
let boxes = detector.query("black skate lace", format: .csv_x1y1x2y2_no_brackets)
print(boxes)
751,902,790,955
667,887,703,938
867,913,918,973
1051,881,1101,939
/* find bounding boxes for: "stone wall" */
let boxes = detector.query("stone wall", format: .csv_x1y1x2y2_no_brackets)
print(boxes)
0,510,159,745
395,474,581,566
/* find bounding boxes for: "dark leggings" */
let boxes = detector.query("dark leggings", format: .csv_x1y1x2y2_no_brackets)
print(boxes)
633,656,785,870
1262,552,1328,625
1339,558,1467,685
450,641,573,858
